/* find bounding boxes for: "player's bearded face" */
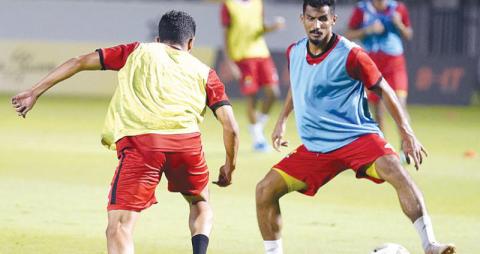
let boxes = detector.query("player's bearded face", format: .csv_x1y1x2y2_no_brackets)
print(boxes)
302,5,336,46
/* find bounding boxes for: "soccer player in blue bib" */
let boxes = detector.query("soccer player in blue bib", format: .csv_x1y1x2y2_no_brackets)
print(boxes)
255,1,455,254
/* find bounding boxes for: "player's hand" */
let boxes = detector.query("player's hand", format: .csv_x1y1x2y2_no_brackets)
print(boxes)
213,165,234,187
391,11,403,28
272,16,286,31
366,20,385,35
11,89,38,118
401,133,428,170
271,120,288,152
225,58,241,81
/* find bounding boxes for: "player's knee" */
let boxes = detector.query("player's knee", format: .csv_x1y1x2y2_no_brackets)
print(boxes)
195,200,213,216
256,179,276,205
184,194,208,204
106,221,132,240
106,223,119,240
265,86,280,99
255,180,268,201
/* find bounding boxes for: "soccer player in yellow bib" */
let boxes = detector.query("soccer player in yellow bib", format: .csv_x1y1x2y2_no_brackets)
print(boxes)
221,0,285,152
12,11,239,254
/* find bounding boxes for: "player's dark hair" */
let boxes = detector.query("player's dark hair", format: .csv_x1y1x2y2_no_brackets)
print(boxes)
303,0,336,13
158,10,196,45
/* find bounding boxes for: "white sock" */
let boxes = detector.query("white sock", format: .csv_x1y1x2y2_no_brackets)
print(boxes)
249,123,265,144
264,239,283,254
257,113,269,127
414,215,437,251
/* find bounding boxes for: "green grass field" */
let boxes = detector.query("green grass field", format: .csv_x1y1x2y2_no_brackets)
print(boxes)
1,94,479,254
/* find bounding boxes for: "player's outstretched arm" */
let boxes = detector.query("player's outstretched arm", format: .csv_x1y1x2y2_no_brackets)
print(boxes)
11,52,102,118
263,16,286,34
212,105,239,187
371,79,428,170
272,89,293,152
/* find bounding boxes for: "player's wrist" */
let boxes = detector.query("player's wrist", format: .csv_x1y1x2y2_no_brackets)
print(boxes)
399,126,415,139
225,158,236,170
364,27,373,36
394,22,405,31
30,87,42,98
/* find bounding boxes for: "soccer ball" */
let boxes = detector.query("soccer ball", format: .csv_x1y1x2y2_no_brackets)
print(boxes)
370,243,410,254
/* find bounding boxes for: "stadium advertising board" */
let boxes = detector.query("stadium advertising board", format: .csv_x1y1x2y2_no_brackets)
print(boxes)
0,40,216,97
0,40,118,96
216,50,479,105
1,40,477,105
0,40,275,98
407,56,477,105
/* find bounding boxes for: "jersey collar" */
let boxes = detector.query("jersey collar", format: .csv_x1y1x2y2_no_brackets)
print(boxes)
305,34,340,65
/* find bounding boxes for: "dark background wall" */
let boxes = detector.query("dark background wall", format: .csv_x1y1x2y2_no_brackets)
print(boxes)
1,0,479,104
216,0,480,105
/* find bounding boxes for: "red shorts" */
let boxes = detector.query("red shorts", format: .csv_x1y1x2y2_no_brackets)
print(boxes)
368,52,408,104
273,134,396,196
235,57,279,96
107,136,209,212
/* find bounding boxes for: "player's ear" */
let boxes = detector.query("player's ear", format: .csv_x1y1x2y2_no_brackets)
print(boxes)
155,36,161,43
332,14,337,25
187,37,195,52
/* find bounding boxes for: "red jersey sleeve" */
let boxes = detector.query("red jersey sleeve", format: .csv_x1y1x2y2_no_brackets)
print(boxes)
346,47,382,89
220,3,231,27
206,69,230,112
96,42,140,71
348,7,364,29
396,3,411,28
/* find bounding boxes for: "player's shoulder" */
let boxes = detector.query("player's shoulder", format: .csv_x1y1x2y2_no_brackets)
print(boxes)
355,1,367,9
133,42,158,52
286,38,308,59
288,38,308,51
134,42,172,58
338,36,362,50
394,1,408,12
186,53,212,77
332,36,361,54
193,57,212,72
356,0,368,10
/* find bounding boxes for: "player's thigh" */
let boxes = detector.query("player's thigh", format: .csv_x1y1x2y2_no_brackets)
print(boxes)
107,210,140,232
108,144,164,212
374,154,412,187
183,185,209,204
367,91,382,105
257,57,279,87
339,134,396,182
164,148,209,196
270,145,342,196
256,169,291,202
384,68,408,96
236,59,259,94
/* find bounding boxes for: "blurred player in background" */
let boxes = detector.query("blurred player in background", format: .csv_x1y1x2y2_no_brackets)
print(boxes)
12,10,239,254
345,0,412,158
221,0,285,152
255,1,455,254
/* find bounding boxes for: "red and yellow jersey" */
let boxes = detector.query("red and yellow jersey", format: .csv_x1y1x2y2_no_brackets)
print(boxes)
221,0,270,61
96,42,229,150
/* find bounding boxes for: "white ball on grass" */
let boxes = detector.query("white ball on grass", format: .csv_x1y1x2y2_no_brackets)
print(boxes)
370,243,410,254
